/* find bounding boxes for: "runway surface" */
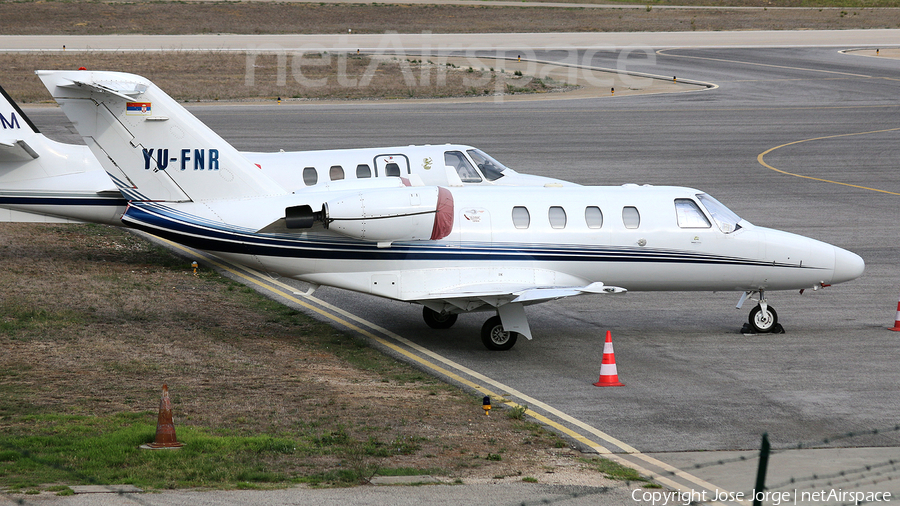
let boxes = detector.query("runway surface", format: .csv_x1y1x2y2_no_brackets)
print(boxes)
4,29,900,52
23,43,900,503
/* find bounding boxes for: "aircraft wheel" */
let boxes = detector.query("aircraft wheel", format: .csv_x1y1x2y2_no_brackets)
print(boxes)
423,307,458,329
749,305,778,333
481,316,518,351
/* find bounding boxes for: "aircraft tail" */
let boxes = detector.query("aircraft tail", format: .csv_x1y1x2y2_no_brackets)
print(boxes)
0,84,43,161
0,83,128,224
37,70,287,203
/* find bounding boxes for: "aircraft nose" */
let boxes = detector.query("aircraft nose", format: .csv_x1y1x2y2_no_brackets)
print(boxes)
831,246,865,285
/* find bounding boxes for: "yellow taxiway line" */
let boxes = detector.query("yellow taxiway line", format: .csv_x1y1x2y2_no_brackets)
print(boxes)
757,127,900,196
152,235,748,505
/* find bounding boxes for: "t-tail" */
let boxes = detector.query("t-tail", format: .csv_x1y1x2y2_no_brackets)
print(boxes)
37,70,288,203
0,83,126,224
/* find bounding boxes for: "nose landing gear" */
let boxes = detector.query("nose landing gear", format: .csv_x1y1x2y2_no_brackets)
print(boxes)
737,290,784,334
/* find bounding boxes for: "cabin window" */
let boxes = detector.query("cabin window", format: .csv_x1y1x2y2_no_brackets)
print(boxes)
622,206,640,229
356,164,371,178
385,163,401,177
512,206,530,229
445,151,482,183
675,199,711,228
302,167,318,186
329,165,345,181
549,206,567,229
585,206,603,229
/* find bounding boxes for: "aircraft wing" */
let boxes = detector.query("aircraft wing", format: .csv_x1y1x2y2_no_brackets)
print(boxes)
415,281,626,340
417,281,626,309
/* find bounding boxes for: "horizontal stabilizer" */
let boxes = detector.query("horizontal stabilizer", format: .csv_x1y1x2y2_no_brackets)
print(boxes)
56,78,145,101
37,70,288,203
0,139,39,162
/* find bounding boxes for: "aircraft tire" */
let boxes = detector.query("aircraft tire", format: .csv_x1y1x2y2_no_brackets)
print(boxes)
481,316,518,351
749,305,778,333
423,307,459,329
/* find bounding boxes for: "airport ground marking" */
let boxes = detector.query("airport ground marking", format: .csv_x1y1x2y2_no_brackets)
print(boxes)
757,127,900,196
656,49,873,79
154,236,744,502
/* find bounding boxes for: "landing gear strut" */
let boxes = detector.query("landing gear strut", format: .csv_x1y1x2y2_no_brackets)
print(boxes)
737,290,782,334
481,315,519,351
422,307,458,329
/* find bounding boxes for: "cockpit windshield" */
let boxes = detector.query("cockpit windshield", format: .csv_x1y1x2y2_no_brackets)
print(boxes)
697,193,743,234
466,149,507,181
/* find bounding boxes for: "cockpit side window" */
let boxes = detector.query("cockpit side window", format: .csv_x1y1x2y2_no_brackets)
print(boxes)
466,149,507,181
697,194,743,233
444,151,482,183
674,199,711,228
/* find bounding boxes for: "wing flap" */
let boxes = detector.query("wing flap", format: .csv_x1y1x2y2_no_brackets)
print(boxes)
417,281,627,307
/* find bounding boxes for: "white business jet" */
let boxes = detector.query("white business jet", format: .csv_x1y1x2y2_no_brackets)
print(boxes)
25,70,867,350
0,83,567,226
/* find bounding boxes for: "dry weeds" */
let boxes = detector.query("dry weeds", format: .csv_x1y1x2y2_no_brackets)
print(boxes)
0,223,615,485
1,1,899,36
1,52,564,103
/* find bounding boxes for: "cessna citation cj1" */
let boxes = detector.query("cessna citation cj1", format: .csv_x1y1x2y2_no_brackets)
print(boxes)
10,70,867,350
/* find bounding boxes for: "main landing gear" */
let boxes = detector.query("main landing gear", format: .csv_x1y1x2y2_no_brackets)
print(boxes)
480,316,519,351
422,306,458,329
421,307,520,351
737,290,783,334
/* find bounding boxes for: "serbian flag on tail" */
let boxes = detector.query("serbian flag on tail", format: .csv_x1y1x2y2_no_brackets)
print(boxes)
126,102,151,116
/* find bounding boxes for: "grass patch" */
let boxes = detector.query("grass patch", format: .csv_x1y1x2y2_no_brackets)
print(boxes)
507,404,528,420
0,411,438,490
1,223,629,491
578,456,653,484
1,1,898,38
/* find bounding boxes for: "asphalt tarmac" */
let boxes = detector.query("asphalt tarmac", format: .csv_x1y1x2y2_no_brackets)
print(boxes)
17,40,900,505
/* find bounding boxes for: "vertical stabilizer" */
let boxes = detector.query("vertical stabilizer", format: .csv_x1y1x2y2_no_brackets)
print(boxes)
37,70,287,202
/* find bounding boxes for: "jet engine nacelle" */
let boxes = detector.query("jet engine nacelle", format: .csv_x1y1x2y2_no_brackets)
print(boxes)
323,186,454,243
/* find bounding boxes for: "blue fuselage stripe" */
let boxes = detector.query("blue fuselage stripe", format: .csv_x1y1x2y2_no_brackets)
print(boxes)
123,204,808,268
0,196,127,207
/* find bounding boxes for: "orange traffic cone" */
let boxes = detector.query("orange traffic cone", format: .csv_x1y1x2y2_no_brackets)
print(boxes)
594,331,624,387
140,384,184,449
891,291,900,331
